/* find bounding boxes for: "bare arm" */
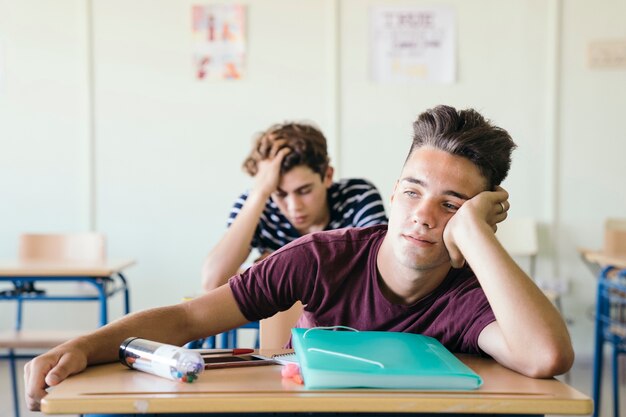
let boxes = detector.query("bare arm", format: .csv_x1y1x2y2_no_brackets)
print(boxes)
201,144,290,291
201,189,269,291
24,285,247,411
444,188,574,378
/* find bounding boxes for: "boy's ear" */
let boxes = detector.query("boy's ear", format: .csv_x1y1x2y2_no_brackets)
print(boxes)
390,180,399,204
323,166,334,187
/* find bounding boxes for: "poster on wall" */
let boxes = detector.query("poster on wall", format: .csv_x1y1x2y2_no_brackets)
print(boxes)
192,4,246,81
370,6,456,84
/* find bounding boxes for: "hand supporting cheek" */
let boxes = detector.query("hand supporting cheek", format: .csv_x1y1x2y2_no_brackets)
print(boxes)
487,186,510,232
443,186,510,269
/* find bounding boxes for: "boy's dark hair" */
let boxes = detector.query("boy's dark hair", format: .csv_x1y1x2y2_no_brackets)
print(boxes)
242,122,329,178
408,105,517,189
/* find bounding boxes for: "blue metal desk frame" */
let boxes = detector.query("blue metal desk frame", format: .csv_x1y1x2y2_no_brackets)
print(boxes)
1,274,130,328
0,261,133,417
593,266,626,417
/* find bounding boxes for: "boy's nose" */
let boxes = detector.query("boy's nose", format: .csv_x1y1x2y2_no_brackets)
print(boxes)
412,200,436,229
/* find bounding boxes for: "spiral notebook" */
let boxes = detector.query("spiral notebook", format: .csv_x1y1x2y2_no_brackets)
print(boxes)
272,352,298,365
291,327,482,390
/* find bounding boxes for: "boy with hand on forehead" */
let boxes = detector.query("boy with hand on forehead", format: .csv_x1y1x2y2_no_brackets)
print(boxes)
24,105,573,412
201,122,388,291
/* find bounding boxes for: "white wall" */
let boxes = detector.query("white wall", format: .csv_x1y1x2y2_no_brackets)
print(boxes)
1,0,624,358
92,0,338,314
0,0,90,242
340,0,553,213
558,0,626,357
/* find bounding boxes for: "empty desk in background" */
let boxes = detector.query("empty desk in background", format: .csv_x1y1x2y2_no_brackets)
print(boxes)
0,259,134,326
580,249,626,272
0,258,135,417
41,351,592,416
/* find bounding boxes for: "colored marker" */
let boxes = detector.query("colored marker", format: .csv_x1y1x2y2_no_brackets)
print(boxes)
195,348,255,356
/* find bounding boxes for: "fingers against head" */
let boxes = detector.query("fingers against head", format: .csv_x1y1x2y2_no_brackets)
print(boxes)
268,140,292,165
259,135,286,156
493,186,509,217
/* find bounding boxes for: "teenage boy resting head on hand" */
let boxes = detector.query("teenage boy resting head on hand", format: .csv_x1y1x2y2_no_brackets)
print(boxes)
25,105,574,412
201,122,388,291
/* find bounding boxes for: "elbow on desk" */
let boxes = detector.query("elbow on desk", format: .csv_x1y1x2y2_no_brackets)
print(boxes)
521,343,575,378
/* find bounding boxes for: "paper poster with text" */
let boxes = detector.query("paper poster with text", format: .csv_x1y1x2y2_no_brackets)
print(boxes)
192,4,246,80
370,6,456,84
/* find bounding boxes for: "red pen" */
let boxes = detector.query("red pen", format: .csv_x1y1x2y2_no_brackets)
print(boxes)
195,348,255,356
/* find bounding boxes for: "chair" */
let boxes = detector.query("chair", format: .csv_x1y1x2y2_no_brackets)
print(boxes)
593,266,626,417
592,218,626,417
495,217,565,311
604,218,626,257
187,322,259,350
260,302,304,349
18,232,106,262
220,321,260,349
495,217,539,277
0,233,109,417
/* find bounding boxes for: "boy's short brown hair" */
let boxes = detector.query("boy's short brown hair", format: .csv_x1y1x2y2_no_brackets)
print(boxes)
243,122,330,178
408,105,517,190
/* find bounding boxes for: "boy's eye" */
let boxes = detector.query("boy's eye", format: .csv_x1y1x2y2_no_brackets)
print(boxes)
298,187,312,195
274,192,287,199
443,202,460,211
404,190,418,198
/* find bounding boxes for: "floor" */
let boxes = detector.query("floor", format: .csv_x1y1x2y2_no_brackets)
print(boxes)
0,349,623,417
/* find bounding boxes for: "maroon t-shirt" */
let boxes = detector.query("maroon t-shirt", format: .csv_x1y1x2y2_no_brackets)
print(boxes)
229,225,496,354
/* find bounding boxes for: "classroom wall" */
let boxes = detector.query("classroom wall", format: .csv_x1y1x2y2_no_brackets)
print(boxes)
1,0,624,359
558,0,626,355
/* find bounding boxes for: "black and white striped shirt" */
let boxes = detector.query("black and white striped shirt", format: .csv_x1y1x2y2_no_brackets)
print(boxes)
227,178,388,254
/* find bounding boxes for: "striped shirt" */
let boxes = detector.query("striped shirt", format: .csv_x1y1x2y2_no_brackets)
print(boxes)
227,178,388,254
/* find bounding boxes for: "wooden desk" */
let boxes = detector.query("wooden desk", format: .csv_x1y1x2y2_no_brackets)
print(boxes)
579,248,626,270
0,259,135,277
0,259,135,417
0,259,135,326
41,352,592,415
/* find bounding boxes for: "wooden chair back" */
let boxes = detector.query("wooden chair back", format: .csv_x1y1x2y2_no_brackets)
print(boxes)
604,218,626,257
259,302,303,349
496,217,538,277
18,233,106,262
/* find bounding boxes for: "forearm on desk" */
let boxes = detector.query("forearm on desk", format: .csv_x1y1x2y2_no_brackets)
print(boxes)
459,222,573,376
75,286,249,365
68,305,195,365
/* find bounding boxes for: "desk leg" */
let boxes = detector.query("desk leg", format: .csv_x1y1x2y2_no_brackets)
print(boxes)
118,272,130,314
612,345,619,417
592,278,608,417
16,293,24,330
9,348,20,417
95,279,108,327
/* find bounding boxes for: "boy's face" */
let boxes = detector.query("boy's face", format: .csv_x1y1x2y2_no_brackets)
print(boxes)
271,165,333,234
386,146,488,271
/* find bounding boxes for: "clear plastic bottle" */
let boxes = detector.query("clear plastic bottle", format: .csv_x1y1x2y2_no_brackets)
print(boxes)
119,337,204,383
